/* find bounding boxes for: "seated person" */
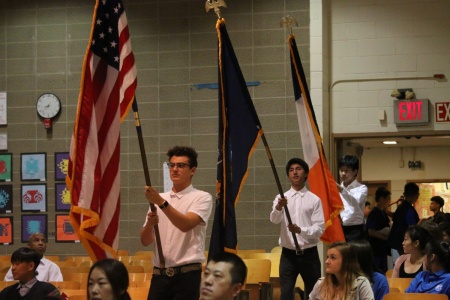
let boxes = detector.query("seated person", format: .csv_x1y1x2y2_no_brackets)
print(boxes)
200,252,247,300
392,225,430,278
88,258,131,300
4,232,63,282
406,240,450,297
439,222,450,243
350,240,389,300
0,247,59,300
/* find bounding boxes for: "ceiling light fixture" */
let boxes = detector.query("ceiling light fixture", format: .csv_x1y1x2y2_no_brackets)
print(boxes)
383,141,398,145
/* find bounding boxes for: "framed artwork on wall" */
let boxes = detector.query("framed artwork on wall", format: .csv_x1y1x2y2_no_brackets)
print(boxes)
21,214,47,243
55,182,71,211
0,216,13,244
0,153,12,182
0,184,13,213
55,215,79,242
21,184,47,212
55,152,69,181
21,152,46,181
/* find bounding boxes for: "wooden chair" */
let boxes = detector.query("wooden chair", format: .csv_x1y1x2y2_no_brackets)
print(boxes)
390,287,400,293
54,260,78,268
50,280,81,290
242,259,271,284
385,269,394,277
129,260,153,273
387,277,414,293
237,249,266,259
0,256,11,261
117,249,129,256
128,287,150,300
128,272,152,282
248,253,281,278
126,265,145,273
64,256,92,265
134,250,154,257
383,293,448,300
79,260,94,267
63,272,90,289
45,255,60,261
132,280,151,288
270,246,282,253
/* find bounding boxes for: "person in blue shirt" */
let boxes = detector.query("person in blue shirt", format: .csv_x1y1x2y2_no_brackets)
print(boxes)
350,240,389,300
406,240,450,297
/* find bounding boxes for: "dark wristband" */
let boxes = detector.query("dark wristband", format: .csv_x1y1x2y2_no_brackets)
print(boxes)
159,200,169,209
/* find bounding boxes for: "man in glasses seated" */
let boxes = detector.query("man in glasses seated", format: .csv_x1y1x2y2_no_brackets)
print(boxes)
141,146,213,300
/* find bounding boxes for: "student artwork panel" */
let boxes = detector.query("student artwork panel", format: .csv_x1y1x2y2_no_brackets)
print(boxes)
0,153,12,182
0,216,13,244
21,153,46,181
21,214,47,243
56,215,79,242
55,182,71,211
0,184,13,213
21,184,47,212
55,152,69,181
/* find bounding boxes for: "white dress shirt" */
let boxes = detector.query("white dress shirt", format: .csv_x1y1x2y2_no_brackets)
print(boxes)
4,256,63,282
270,186,325,250
339,179,368,226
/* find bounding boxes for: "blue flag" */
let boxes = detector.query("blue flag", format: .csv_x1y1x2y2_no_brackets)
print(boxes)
208,19,263,259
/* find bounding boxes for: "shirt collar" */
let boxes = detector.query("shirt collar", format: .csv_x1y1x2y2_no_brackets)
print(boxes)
170,184,194,199
289,186,308,196
18,277,37,289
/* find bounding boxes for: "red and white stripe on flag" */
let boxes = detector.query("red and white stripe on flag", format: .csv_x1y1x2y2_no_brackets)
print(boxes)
66,0,137,261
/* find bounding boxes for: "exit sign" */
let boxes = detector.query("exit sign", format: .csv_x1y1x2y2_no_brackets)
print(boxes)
436,102,450,122
394,99,430,126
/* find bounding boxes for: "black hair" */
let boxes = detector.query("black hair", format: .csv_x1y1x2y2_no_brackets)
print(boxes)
365,201,371,207
349,240,374,283
337,155,359,171
209,252,247,285
11,247,41,272
406,225,431,253
439,222,450,237
285,158,309,177
431,196,445,208
88,259,131,300
420,221,443,241
403,182,419,198
375,187,391,202
425,240,450,272
167,146,198,168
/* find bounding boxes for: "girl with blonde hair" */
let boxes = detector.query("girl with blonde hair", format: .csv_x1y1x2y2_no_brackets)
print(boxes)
309,242,374,300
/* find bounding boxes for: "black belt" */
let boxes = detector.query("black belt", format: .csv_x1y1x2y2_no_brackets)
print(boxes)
282,246,317,256
153,263,202,277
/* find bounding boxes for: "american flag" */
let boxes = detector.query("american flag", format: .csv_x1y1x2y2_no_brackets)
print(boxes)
67,0,137,261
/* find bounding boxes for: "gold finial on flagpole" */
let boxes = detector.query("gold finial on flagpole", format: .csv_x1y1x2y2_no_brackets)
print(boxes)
205,0,227,19
280,15,298,35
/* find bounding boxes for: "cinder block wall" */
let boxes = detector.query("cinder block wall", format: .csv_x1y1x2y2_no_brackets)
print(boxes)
0,0,310,256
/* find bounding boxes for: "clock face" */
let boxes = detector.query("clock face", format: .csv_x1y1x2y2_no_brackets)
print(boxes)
36,93,61,119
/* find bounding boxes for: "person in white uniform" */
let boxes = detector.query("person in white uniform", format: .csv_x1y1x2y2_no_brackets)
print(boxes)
141,146,213,300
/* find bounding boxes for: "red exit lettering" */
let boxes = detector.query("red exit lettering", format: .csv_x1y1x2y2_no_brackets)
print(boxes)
399,101,422,121
436,102,450,122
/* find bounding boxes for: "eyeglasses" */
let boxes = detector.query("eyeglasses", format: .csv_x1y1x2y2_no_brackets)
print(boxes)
166,162,190,169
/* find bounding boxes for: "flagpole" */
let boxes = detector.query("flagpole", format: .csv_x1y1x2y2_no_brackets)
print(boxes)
261,133,302,252
132,98,165,268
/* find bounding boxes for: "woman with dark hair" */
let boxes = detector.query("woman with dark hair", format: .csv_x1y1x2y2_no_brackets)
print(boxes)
392,225,431,278
350,240,389,300
88,258,131,300
309,242,374,300
406,240,450,297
